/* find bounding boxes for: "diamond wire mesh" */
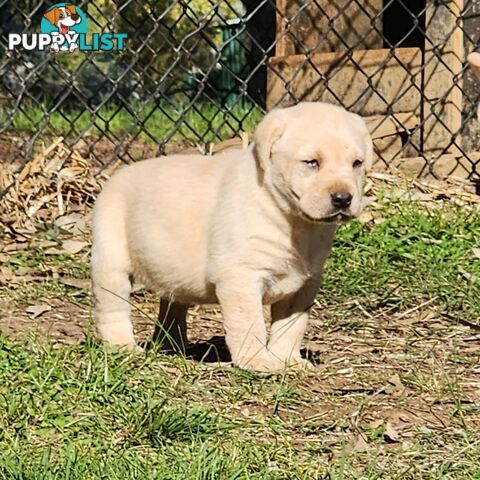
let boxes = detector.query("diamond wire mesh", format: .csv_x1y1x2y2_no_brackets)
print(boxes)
0,0,479,184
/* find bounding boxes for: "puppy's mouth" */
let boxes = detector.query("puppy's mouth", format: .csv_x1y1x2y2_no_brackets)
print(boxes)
290,189,356,224
300,211,355,224
60,24,69,34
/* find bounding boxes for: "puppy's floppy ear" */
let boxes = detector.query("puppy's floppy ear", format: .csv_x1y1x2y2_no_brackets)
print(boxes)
65,4,77,15
44,8,59,26
253,108,286,171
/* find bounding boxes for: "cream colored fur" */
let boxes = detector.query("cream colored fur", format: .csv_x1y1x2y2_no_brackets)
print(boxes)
91,102,373,371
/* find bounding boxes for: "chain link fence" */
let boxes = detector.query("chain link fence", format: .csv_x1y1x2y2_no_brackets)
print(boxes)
1,0,479,182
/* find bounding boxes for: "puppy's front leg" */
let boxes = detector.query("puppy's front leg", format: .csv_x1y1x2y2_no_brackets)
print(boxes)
268,279,320,368
216,280,280,372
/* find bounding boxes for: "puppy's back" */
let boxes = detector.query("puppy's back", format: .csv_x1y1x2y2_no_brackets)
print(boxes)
92,149,252,299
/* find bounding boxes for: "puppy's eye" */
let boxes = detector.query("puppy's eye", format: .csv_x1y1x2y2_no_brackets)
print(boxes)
353,159,363,168
302,159,319,169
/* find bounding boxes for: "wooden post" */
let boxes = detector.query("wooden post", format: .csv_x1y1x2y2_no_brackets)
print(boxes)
423,0,464,156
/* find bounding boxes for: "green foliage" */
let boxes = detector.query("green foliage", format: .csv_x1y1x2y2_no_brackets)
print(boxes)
114,0,244,93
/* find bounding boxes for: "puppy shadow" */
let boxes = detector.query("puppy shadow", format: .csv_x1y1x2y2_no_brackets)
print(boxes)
184,336,323,367
301,347,322,366
141,335,231,363
83,336,322,367
186,335,231,363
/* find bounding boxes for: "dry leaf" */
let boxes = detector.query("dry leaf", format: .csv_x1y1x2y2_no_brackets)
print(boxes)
472,248,480,259
418,425,433,435
0,137,99,231
71,219,87,235
388,373,404,389
459,266,479,283
45,240,88,255
346,432,369,453
55,213,83,227
35,240,59,249
44,247,66,255
359,212,374,224
15,266,33,276
26,304,51,318
337,367,353,375
369,419,383,429
59,278,90,289
61,240,88,255
0,266,14,282
384,422,400,442
3,242,29,253
304,341,328,354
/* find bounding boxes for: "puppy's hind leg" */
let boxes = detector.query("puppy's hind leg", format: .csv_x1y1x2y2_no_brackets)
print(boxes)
91,205,136,349
153,299,188,354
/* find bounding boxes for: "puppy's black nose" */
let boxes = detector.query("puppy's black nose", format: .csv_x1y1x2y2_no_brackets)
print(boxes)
71,13,79,20
331,191,352,209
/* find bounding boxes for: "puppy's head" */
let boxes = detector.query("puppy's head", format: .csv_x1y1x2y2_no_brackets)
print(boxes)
254,102,373,224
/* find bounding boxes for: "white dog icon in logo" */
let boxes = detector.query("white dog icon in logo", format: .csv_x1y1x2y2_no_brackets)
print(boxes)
43,4,82,52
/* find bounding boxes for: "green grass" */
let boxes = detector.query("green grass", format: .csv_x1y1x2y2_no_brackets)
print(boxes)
0,100,263,145
1,194,480,478
0,339,347,479
323,198,480,322
0,336,478,480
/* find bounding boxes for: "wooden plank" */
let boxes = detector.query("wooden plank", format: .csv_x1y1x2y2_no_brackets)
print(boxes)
366,112,421,163
267,48,422,116
423,0,464,154
373,135,403,163
373,153,478,180
366,112,420,139
275,0,383,57
275,0,288,57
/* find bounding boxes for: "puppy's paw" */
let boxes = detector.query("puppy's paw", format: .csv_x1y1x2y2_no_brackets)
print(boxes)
235,351,288,372
265,348,315,371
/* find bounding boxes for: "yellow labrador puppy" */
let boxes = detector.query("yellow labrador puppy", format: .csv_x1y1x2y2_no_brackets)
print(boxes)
91,102,373,371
